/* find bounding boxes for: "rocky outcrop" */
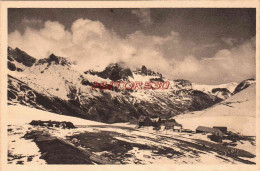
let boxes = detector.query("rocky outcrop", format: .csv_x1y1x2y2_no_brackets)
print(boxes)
85,63,133,81
174,79,192,89
8,47,36,67
8,61,16,71
29,120,76,129
36,53,72,67
212,88,231,99
134,65,163,77
233,78,255,95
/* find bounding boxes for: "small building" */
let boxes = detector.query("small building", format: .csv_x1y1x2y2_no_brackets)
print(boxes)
165,119,183,131
138,115,152,128
182,129,193,133
173,125,182,132
165,121,175,129
167,118,176,122
213,126,227,133
150,116,161,127
196,126,223,137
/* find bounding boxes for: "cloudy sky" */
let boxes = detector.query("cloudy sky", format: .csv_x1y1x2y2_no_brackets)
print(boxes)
8,8,256,84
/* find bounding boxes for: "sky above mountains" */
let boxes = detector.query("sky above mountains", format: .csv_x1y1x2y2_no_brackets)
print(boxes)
8,8,256,84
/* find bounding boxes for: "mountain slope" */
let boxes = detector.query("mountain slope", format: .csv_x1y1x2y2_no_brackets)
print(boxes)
7,47,236,123
174,83,256,136
8,75,90,119
192,82,238,99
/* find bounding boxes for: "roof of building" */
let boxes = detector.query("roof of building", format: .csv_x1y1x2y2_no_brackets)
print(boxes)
196,126,223,135
168,119,176,122
150,116,161,122
213,126,227,129
138,115,149,122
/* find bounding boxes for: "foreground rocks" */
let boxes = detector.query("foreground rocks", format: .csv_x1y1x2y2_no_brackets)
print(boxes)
23,130,115,164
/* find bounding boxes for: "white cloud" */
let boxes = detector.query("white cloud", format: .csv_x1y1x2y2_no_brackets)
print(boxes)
40,21,67,40
8,18,255,84
171,37,256,84
8,19,176,74
221,37,238,46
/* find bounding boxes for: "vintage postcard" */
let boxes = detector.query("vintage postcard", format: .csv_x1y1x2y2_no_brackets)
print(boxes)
0,1,259,171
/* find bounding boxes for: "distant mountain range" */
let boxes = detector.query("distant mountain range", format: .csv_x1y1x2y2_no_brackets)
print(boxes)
7,47,255,123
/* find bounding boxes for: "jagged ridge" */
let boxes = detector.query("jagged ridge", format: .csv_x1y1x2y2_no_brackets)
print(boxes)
7,47,238,123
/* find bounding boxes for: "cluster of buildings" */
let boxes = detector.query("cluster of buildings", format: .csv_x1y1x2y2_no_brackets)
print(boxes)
130,115,183,132
130,115,228,143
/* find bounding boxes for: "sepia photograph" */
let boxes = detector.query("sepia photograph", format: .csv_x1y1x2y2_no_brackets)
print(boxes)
0,2,258,169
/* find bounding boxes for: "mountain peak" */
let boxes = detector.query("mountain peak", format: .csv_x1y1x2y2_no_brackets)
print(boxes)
36,53,72,67
8,47,36,67
85,63,133,81
134,65,163,78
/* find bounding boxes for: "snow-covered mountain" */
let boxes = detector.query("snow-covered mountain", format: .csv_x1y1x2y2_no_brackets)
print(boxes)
192,82,238,99
174,82,256,136
8,46,251,123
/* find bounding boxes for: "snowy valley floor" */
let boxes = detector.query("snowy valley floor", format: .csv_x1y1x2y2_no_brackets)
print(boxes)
7,106,256,165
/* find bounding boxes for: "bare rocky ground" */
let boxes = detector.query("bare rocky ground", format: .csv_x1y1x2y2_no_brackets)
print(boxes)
8,123,256,165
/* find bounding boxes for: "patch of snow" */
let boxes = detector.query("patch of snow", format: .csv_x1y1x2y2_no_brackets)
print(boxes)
192,82,238,94
8,104,104,126
8,125,46,164
174,85,256,136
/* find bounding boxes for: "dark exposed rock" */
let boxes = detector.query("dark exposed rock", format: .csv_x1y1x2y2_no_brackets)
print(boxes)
8,90,17,100
190,90,222,111
8,47,36,67
81,77,121,92
150,77,164,82
36,53,72,67
29,120,45,126
141,65,148,75
81,79,92,86
212,88,231,99
85,63,133,81
8,55,14,61
174,79,192,88
16,68,24,72
212,88,230,94
29,120,76,129
134,65,163,77
8,61,16,71
7,61,23,72
233,78,255,95
211,88,231,99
